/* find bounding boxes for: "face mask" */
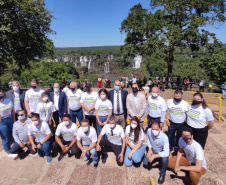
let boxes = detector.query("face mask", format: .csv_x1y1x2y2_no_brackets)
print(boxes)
13,86,19,92
132,88,138,94
192,100,202,105
152,130,160,137
86,87,91,93
109,123,115,129
82,126,89,133
100,94,106,100
152,92,158,98
70,88,75,91
64,121,70,126
174,98,182,103
33,121,39,126
131,123,137,129
54,88,59,93
18,115,25,120
0,96,4,100
42,97,48,102
114,86,120,91
31,85,36,89
183,137,192,143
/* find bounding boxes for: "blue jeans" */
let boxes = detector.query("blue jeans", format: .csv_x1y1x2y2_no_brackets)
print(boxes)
222,89,226,99
168,121,185,150
124,145,146,167
36,138,52,157
0,116,13,152
83,145,99,164
9,142,36,154
96,116,108,136
69,108,83,124
143,154,169,175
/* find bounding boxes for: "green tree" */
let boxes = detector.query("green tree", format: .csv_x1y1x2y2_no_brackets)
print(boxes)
121,1,226,77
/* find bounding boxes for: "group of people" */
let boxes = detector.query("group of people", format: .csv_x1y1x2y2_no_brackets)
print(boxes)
0,78,215,185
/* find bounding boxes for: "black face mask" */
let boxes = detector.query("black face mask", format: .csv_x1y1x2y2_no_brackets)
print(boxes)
31,85,36,89
132,88,138,94
193,100,202,105
70,88,75,91
174,98,182,103
86,87,91,93
0,96,4,100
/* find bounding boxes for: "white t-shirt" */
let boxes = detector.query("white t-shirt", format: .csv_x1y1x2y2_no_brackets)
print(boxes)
179,137,207,169
125,125,144,146
132,78,137,83
0,99,13,118
142,86,150,91
77,126,97,146
27,121,51,143
101,124,125,145
62,86,70,94
24,88,45,112
14,91,22,113
35,101,55,122
166,99,189,123
187,105,214,128
80,91,98,115
147,96,166,118
66,89,83,111
95,99,112,116
55,122,78,141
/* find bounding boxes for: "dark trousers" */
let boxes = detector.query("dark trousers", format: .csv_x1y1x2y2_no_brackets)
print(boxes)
52,138,80,156
168,121,185,150
9,142,36,154
199,86,205,92
85,115,97,131
99,138,123,166
49,111,63,138
147,115,160,128
186,125,208,149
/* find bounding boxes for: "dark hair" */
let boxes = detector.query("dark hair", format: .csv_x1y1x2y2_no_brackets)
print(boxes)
18,110,26,115
109,115,116,122
151,122,160,128
192,92,208,109
132,83,138,88
174,90,183,95
31,113,40,119
63,114,71,120
130,116,141,143
81,119,90,124
182,126,193,135
98,88,109,98
31,79,39,84
0,89,4,94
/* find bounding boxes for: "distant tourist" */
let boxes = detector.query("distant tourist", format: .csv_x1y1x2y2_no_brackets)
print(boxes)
137,77,142,90
107,77,111,88
176,76,180,90
199,78,206,92
162,75,166,91
62,78,67,85
125,76,129,88
221,81,226,99
83,78,88,92
143,76,147,86
97,78,102,88
61,83,70,94
132,76,137,84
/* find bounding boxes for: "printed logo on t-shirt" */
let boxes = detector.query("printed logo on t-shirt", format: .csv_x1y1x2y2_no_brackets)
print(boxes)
69,95,80,102
184,147,195,160
84,97,95,104
170,107,183,115
30,95,41,101
187,109,200,119
0,104,11,113
98,105,109,112
149,103,157,110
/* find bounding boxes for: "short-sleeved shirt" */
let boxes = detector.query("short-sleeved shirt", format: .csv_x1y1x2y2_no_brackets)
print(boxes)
95,99,112,116
55,122,78,141
101,124,125,145
125,125,144,146
80,91,98,115
66,89,83,111
36,101,55,122
166,99,189,123
0,99,13,118
14,91,22,113
179,137,207,169
27,121,51,143
147,96,166,118
77,126,97,146
24,88,45,112
187,105,214,128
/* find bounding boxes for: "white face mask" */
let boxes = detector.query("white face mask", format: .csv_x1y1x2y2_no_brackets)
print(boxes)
100,94,106,100
64,121,70,126
82,126,89,133
109,123,115,129
54,88,59,93
42,97,48,102
131,123,137,129
152,130,160,137
18,115,25,121
152,92,158,98
33,121,39,126
13,86,19,92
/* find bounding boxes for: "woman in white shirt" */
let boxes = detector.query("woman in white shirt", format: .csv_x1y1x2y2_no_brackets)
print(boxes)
186,92,214,149
0,90,14,152
124,116,146,167
95,89,112,136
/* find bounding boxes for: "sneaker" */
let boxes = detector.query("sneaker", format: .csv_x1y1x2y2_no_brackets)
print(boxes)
94,163,98,168
47,156,52,164
8,154,18,159
86,159,92,166
102,154,108,164
58,153,64,162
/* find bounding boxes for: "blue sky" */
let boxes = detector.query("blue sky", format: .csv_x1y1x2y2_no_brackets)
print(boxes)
45,0,226,47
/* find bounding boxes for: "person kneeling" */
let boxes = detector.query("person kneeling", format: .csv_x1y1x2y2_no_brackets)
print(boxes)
168,127,207,185
76,119,98,168
28,113,52,164
96,116,126,166
52,114,80,161
124,116,145,167
143,122,169,184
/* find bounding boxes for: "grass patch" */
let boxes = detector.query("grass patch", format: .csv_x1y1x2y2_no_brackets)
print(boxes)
222,114,226,119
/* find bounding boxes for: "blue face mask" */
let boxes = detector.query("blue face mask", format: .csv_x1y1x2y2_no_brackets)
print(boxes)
114,86,120,91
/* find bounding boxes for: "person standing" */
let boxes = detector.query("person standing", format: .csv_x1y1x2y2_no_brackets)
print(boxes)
186,92,214,149
109,80,128,128
0,90,15,152
24,79,45,117
199,78,206,92
166,90,189,152
162,75,166,91
97,78,102,88
132,76,137,84
6,81,25,120
176,77,181,90
66,82,83,124
221,81,226,99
